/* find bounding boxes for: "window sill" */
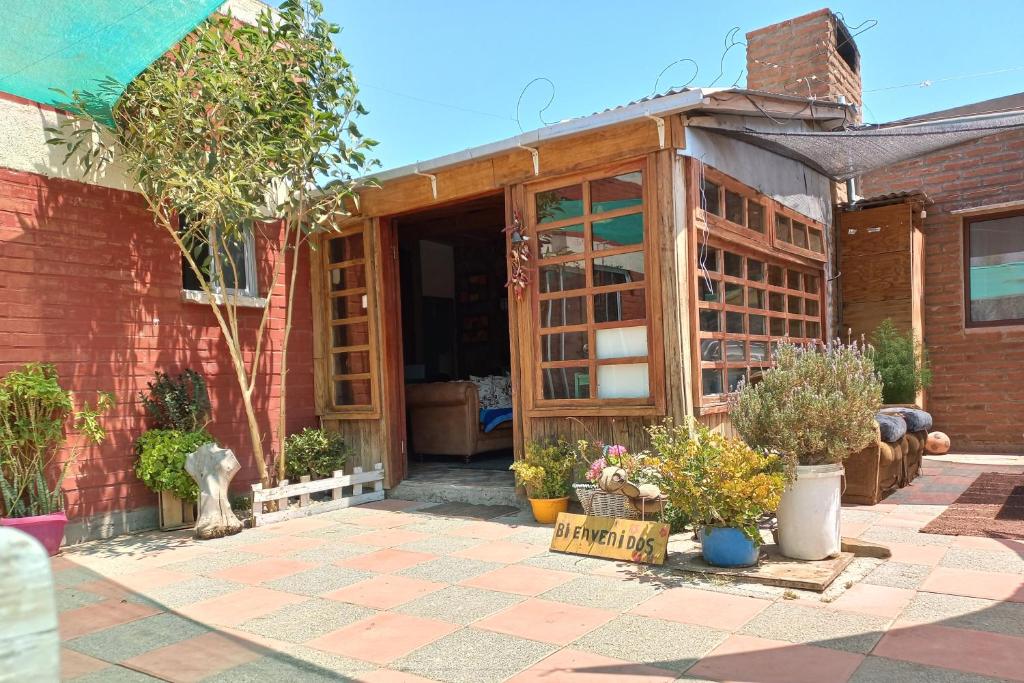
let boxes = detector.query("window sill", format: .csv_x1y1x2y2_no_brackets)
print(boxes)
180,289,267,309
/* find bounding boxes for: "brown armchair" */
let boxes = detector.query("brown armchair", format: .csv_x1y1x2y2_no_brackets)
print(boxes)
405,381,513,462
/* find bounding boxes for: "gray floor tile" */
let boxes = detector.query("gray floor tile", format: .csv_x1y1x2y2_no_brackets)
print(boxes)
396,535,484,555
53,566,100,588
395,556,502,584
392,628,555,683
861,526,955,547
740,603,888,653
850,656,1008,683
143,576,244,608
505,526,555,546
56,587,106,612
862,561,932,589
285,543,373,564
263,565,372,596
940,547,1024,575
163,551,263,576
207,647,375,682
71,666,163,682
294,523,371,540
238,598,377,643
539,574,661,610
521,551,610,574
396,585,525,624
901,592,1024,638
572,614,728,673
64,612,212,662
401,517,472,534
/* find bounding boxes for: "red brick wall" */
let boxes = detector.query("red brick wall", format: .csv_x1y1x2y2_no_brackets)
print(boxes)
0,168,318,522
861,130,1024,454
746,8,862,109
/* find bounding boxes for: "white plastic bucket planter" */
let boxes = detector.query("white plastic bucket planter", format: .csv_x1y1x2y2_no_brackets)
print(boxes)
776,463,843,560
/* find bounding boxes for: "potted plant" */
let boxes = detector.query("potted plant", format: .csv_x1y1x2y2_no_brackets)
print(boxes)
284,427,351,481
868,319,932,406
646,419,790,567
731,341,882,560
510,439,574,524
0,363,113,554
136,370,214,529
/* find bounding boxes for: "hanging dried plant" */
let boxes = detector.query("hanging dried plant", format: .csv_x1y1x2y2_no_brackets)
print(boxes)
504,209,531,300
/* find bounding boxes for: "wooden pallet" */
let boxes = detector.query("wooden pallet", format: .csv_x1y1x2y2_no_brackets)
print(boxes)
251,464,385,526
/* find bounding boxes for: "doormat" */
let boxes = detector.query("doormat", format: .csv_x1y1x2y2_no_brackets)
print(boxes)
920,472,1024,540
418,502,520,520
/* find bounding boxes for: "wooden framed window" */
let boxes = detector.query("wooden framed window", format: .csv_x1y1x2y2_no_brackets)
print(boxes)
323,224,379,414
699,168,770,245
527,162,659,410
773,205,828,260
963,209,1024,327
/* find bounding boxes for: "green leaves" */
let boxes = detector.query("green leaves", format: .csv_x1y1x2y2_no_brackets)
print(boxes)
135,429,214,503
868,319,932,405
284,427,351,480
139,370,211,432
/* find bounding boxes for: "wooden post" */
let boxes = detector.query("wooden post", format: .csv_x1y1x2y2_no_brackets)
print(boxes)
299,475,311,507
331,470,344,500
352,467,363,496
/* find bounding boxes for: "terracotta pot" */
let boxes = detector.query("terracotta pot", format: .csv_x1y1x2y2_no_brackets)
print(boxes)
1,511,68,555
528,496,569,524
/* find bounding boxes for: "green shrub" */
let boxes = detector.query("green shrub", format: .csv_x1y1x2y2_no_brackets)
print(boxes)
510,439,574,499
139,370,210,432
135,429,214,503
730,341,882,466
284,428,351,481
868,319,932,404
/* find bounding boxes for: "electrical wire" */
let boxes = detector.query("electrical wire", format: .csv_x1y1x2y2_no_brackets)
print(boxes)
361,83,515,122
864,65,1024,94
515,77,556,133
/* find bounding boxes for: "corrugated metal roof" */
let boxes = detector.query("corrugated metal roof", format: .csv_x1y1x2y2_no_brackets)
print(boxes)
838,190,931,210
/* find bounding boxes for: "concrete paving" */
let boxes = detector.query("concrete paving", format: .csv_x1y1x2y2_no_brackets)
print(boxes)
55,457,1024,682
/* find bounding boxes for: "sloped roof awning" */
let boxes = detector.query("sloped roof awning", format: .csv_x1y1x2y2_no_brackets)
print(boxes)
0,0,223,121
693,111,1024,180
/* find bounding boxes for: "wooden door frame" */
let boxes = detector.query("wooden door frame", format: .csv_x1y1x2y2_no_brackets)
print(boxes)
377,216,408,486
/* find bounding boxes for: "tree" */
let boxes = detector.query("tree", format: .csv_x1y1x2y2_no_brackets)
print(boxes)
48,0,378,487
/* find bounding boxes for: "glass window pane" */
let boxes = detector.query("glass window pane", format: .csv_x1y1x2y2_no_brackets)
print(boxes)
333,322,369,347
747,201,765,233
725,190,745,225
805,274,819,294
330,265,366,291
536,185,583,224
805,299,820,317
726,340,746,361
726,311,744,333
776,214,792,243
769,292,785,312
335,379,372,406
788,295,803,314
750,341,768,361
748,288,765,309
808,227,824,253
724,282,744,306
768,264,784,286
539,224,585,258
334,350,371,376
700,339,722,361
702,368,723,395
540,296,586,328
597,363,649,399
698,278,720,303
329,234,364,263
724,252,744,278
792,222,808,249
789,319,804,337
968,214,1024,323
543,367,590,399
806,321,821,339
591,172,643,214
699,310,720,332
539,261,586,292
748,259,765,282
594,289,646,323
749,314,766,335
596,326,647,359
332,293,367,320
593,252,645,286
541,332,588,361
698,247,719,272
787,270,802,290
593,213,643,251
701,179,721,215
727,368,747,392
770,317,786,336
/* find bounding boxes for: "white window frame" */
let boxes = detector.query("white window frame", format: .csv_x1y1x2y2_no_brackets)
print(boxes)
181,225,259,300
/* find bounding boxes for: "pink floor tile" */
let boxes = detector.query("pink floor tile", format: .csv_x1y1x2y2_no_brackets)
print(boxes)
460,564,575,596
308,612,458,664
826,583,915,619
841,521,870,537
347,528,430,548
686,634,864,683
875,622,1024,681
953,535,1024,555
235,535,326,556
629,586,771,631
921,566,1024,602
452,540,547,564
122,631,264,682
263,517,336,534
884,541,948,566
179,587,307,626
507,648,677,682
108,567,192,592
355,671,440,683
474,598,616,645
350,512,417,529
447,521,519,540
211,557,317,585
59,598,162,640
325,574,445,609
361,499,426,512
336,548,437,573
61,648,110,679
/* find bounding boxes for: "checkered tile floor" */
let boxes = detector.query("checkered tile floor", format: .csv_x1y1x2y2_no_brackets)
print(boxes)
55,457,1024,682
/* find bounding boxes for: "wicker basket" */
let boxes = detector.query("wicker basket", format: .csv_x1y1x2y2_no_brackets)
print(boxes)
573,484,642,520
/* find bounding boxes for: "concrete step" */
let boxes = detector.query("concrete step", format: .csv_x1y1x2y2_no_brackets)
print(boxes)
389,478,522,508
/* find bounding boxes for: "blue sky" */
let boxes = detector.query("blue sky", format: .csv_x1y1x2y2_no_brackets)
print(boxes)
311,1,1024,171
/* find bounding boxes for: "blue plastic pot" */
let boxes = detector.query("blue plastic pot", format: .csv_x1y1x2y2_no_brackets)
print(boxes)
700,526,760,567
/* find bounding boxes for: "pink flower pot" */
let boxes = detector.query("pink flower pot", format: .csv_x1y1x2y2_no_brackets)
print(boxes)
1,511,68,555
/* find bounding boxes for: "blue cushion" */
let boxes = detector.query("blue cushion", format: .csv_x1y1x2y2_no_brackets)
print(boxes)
881,407,933,433
876,412,907,443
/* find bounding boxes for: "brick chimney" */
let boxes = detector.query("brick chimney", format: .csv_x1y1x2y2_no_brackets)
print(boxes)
745,9,862,111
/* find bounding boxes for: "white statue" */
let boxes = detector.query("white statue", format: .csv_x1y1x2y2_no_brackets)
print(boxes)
185,443,244,540
0,528,59,681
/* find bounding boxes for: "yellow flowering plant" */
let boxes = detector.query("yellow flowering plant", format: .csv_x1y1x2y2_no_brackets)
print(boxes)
510,439,574,499
645,419,792,544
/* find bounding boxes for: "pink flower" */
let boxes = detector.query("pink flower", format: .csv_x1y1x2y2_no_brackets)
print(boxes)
586,457,607,483
606,444,627,457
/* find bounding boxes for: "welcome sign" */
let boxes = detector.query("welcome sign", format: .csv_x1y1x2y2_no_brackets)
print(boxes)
550,512,670,565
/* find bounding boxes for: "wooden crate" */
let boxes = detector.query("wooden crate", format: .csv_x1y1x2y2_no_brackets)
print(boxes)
158,491,196,531
250,464,385,526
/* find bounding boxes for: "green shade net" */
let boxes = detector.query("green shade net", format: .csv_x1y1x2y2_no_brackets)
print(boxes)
0,0,224,122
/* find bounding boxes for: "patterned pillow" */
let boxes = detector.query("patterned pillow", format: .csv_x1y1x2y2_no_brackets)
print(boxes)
469,375,512,408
